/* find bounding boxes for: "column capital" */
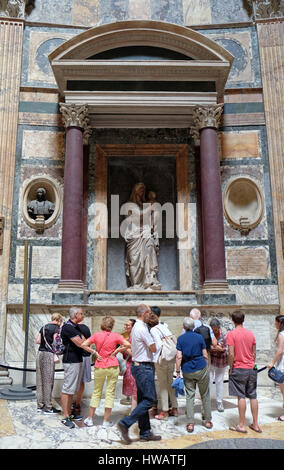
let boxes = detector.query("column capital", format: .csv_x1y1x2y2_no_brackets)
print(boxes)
0,0,26,18
59,103,90,131
246,0,284,20
192,104,224,132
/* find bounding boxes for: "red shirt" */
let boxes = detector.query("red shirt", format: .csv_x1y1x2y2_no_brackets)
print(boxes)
89,331,125,369
226,327,256,369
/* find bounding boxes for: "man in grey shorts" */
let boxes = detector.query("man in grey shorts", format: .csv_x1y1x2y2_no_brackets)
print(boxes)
61,307,85,429
226,311,262,434
72,321,92,414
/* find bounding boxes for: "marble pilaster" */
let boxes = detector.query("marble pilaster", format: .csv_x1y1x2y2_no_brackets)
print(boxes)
0,16,24,361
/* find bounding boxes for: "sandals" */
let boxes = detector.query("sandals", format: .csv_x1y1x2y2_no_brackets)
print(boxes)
277,416,284,422
229,425,247,434
249,424,262,433
155,411,169,421
186,423,194,433
204,421,213,429
168,407,178,417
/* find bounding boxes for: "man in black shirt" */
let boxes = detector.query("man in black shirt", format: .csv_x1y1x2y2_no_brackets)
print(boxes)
72,321,92,413
61,306,85,429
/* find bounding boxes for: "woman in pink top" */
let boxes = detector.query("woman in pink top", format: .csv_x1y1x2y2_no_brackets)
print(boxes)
81,316,130,428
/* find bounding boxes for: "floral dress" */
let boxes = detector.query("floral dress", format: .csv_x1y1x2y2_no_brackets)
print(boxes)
122,339,137,397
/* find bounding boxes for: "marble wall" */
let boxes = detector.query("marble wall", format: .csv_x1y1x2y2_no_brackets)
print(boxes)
6,3,278,308
25,0,251,27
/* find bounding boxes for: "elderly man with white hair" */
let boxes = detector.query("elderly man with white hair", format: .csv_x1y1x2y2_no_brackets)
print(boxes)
176,317,212,433
189,308,217,349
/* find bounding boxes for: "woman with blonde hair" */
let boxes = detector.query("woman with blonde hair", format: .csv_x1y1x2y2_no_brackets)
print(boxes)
82,316,130,428
267,315,284,421
35,312,63,414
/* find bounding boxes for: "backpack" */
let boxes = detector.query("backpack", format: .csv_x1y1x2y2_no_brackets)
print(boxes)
194,324,212,350
42,325,65,356
156,326,177,364
52,327,65,355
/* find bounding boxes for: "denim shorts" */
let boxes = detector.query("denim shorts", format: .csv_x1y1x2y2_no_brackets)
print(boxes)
229,368,257,399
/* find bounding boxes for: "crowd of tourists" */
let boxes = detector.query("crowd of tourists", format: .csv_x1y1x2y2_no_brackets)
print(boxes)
35,305,284,442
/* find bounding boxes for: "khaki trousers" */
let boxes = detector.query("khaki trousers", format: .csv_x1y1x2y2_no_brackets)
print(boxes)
155,359,178,411
183,365,211,423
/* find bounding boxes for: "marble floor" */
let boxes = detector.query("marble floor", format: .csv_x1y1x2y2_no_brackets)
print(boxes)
0,395,283,449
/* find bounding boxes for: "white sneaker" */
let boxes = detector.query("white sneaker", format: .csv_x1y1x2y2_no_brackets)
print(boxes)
217,402,224,412
84,417,94,427
102,421,113,428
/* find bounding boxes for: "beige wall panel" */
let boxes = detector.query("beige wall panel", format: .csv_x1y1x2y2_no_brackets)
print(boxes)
257,21,284,312
0,19,24,358
226,247,270,279
220,130,259,159
183,0,212,25
22,130,65,160
15,246,61,279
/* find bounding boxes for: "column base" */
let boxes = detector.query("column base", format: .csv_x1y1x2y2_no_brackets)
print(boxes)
197,280,236,305
202,280,230,291
52,280,88,304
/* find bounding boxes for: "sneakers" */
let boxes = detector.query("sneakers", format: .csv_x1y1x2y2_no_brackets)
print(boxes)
84,417,94,427
102,421,113,429
69,414,83,421
37,407,44,413
61,417,75,429
217,402,224,412
43,408,60,415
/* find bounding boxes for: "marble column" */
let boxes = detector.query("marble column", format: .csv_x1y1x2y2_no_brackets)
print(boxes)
58,104,90,289
0,5,25,362
192,105,228,291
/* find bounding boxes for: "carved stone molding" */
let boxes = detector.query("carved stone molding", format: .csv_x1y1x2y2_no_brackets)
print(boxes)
189,127,200,146
0,0,26,18
83,125,92,145
247,0,284,19
223,177,264,235
192,104,224,131
59,103,90,130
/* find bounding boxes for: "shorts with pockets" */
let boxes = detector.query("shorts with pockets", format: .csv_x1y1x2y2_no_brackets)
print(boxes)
229,368,257,399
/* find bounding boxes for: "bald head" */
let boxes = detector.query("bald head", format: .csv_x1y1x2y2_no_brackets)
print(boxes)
189,308,201,320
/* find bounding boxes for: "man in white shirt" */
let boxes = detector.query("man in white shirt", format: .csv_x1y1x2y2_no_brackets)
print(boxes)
150,307,178,420
117,304,162,444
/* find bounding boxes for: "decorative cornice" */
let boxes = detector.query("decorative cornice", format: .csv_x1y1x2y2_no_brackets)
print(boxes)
0,0,26,18
192,104,224,131
59,103,90,130
247,0,284,19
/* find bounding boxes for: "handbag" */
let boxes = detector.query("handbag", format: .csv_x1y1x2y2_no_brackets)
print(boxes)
268,366,284,384
116,353,129,376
